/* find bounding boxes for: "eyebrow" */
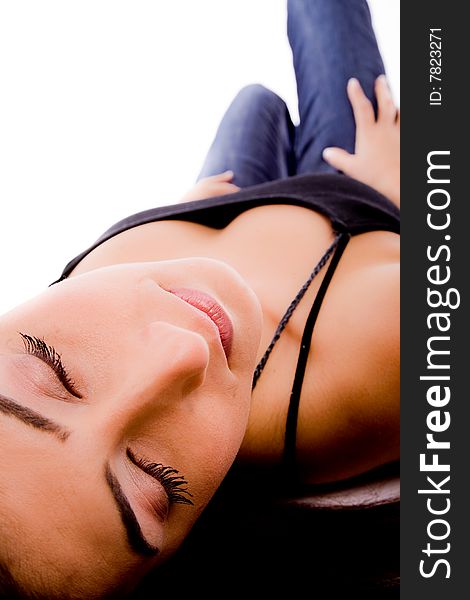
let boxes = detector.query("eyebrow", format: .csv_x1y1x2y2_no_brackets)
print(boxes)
105,463,160,558
0,392,70,441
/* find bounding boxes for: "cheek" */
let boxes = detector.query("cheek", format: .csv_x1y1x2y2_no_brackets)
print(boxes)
190,395,250,487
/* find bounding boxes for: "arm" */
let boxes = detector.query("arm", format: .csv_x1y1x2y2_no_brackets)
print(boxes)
178,170,240,203
323,75,400,208
296,258,400,484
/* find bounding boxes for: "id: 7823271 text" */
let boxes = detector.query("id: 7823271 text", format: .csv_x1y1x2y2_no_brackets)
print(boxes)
429,28,442,106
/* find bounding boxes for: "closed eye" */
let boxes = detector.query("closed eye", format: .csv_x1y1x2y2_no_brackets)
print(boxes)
126,448,193,507
19,332,83,399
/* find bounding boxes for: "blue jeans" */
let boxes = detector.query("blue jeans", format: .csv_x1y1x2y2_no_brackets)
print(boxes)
197,0,385,188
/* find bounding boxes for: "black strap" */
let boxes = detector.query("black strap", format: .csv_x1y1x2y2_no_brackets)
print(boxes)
252,234,343,391
283,232,351,471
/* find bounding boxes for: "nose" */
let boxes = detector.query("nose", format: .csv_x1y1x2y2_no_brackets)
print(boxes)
93,321,210,433
139,320,210,396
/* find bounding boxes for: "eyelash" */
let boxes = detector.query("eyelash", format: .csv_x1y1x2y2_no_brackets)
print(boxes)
127,448,193,506
19,333,82,399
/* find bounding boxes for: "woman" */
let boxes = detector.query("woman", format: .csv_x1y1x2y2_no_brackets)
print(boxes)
0,1,399,598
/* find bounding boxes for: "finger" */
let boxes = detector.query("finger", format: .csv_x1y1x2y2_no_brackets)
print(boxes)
211,170,234,181
347,78,375,128
322,147,355,173
375,75,397,123
216,182,240,196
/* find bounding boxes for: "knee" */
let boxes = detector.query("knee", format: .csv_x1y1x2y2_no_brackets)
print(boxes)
233,84,286,112
236,83,274,99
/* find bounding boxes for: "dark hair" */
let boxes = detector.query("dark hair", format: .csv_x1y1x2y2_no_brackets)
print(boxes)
0,563,45,600
0,562,23,600
0,562,132,600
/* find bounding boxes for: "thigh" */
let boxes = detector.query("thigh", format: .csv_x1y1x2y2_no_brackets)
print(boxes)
288,0,385,174
197,84,296,188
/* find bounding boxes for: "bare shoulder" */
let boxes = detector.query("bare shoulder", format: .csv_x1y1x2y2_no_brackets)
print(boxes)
296,231,400,483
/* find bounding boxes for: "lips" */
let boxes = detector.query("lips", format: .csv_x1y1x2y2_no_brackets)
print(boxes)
168,288,233,359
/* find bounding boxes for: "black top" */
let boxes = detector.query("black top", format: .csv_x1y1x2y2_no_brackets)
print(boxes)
57,173,399,279
55,173,400,474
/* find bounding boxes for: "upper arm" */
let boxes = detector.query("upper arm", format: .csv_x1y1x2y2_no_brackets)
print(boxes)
296,260,400,484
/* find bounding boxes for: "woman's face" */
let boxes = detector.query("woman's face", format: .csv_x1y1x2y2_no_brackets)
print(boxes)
0,257,262,598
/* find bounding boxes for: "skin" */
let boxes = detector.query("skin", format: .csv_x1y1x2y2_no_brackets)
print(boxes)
0,258,262,598
0,76,399,598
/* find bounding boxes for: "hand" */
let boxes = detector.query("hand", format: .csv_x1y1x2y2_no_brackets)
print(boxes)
179,171,240,203
322,75,400,207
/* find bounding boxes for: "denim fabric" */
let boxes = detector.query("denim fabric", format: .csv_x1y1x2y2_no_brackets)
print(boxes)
197,0,385,187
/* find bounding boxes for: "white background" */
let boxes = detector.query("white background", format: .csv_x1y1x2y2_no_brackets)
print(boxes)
0,1,400,315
